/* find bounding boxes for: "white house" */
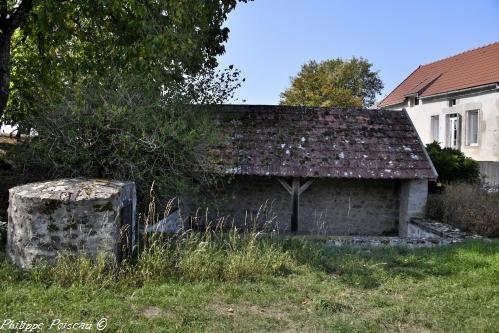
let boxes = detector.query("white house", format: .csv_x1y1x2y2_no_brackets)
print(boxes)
379,42,499,184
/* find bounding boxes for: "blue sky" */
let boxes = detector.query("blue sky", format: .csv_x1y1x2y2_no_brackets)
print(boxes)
217,0,499,105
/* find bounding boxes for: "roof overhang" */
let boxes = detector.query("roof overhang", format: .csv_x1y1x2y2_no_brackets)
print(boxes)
380,82,499,108
420,83,499,102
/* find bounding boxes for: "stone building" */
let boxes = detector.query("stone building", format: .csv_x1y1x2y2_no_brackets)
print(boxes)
207,105,437,236
379,42,499,185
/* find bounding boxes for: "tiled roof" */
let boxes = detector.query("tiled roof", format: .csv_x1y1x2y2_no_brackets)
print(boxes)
208,105,437,180
379,42,499,107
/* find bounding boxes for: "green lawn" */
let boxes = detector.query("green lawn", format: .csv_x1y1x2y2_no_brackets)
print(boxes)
1,240,498,332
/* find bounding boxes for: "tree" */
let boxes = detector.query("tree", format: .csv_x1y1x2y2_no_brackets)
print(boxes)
0,0,249,122
0,0,34,118
280,57,383,108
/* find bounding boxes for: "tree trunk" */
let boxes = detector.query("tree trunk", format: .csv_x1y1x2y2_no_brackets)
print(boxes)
0,32,11,121
0,0,34,121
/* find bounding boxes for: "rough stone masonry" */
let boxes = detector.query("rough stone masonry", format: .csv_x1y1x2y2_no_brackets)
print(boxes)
7,179,136,269
206,105,437,235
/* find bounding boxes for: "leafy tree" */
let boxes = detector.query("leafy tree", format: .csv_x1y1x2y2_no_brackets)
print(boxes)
426,141,480,184
280,57,383,108
0,0,249,123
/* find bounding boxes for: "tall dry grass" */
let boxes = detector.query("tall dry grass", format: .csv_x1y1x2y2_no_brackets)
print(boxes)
427,182,499,238
27,194,296,287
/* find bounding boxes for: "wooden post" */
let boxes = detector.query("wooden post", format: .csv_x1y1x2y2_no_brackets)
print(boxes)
291,178,300,233
278,178,314,234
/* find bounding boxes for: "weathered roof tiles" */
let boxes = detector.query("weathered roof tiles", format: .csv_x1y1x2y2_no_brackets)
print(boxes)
208,105,437,180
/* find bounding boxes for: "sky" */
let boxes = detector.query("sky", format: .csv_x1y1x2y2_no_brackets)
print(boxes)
217,0,499,105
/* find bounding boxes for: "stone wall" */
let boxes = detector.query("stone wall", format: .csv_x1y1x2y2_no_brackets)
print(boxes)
213,175,291,232
216,176,399,235
398,179,428,236
7,179,136,269
299,178,399,235
326,219,485,248
407,218,471,239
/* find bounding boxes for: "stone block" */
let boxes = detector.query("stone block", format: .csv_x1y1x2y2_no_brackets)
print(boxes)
7,179,136,269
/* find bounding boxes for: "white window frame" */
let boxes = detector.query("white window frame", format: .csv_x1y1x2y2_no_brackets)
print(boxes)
446,113,461,150
466,110,480,146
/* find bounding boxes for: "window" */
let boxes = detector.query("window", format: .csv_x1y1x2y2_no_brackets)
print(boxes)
449,98,457,107
414,96,419,105
431,116,439,142
446,113,461,149
467,110,479,146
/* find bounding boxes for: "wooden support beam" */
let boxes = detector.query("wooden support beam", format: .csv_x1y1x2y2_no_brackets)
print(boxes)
298,179,314,195
277,178,293,195
277,177,314,234
291,178,299,233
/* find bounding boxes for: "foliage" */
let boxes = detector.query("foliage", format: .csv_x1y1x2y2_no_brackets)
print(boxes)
280,57,383,108
1,238,498,332
426,141,480,184
12,68,242,206
3,0,250,124
427,182,499,237
0,0,34,116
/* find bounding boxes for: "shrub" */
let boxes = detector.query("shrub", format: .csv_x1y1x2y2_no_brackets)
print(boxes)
427,182,499,238
426,141,480,184
12,69,241,208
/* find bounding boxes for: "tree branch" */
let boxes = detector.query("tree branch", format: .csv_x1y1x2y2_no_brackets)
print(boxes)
6,0,33,34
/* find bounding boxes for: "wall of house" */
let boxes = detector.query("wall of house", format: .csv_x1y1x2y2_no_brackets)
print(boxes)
386,91,499,162
384,91,499,184
0,124,17,135
217,176,400,235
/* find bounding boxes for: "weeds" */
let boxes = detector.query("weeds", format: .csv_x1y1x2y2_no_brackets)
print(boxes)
427,182,499,237
15,193,297,288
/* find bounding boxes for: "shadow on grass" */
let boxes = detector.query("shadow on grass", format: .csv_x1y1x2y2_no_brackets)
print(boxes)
281,238,498,289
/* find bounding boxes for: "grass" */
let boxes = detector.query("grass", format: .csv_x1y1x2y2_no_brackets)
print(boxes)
1,237,498,332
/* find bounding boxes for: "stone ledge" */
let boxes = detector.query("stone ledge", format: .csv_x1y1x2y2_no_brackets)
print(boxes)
325,236,463,248
325,219,485,248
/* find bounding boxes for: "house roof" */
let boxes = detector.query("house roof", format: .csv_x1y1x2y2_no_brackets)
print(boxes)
379,42,499,107
208,105,437,180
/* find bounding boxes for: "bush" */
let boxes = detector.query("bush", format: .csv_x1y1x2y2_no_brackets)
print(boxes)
12,70,241,208
426,141,480,184
427,182,499,238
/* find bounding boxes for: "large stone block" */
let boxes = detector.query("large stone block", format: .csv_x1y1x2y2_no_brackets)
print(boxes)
7,179,136,269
